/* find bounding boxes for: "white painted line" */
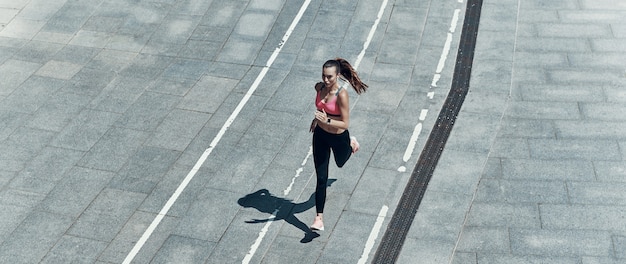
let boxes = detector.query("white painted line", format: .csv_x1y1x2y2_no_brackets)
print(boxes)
355,0,389,69
450,9,461,33
242,209,278,264
121,1,312,263
431,73,441,87
358,205,389,264
284,146,313,196
419,109,428,121
436,33,453,74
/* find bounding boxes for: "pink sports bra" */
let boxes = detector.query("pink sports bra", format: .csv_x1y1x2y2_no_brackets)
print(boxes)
315,86,342,116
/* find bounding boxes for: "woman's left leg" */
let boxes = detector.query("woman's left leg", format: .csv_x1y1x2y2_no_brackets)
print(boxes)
331,130,352,168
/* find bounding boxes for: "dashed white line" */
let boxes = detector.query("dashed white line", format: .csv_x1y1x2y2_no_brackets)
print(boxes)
357,205,389,264
398,8,463,173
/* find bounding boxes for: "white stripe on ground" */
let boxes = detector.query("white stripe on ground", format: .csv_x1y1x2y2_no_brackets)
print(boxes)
398,8,462,173
244,0,390,262
121,1,313,263
357,205,389,264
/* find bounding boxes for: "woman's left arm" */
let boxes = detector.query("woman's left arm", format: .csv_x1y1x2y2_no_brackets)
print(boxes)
331,90,350,129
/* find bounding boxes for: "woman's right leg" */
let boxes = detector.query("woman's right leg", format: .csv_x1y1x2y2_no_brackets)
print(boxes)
313,126,331,214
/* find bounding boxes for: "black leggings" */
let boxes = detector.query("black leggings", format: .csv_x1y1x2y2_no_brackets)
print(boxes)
312,125,352,213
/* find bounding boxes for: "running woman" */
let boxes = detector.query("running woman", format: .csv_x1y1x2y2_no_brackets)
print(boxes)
309,58,368,231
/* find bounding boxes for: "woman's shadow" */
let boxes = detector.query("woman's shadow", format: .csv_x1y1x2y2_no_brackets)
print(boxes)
237,180,336,243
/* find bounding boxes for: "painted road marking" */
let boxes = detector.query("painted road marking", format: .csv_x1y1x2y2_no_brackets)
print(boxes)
358,205,389,264
121,0,313,263
398,7,462,173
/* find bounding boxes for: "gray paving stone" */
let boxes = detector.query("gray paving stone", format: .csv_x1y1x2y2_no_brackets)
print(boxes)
569,53,626,69
518,9,559,22
466,202,540,228
12,40,64,63
517,84,605,102
0,204,29,245
88,76,149,114
0,126,56,171
207,210,283,263
98,211,178,264
536,23,612,38
446,112,503,154
109,146,180,194
451,252,477,264
582,103,626,121
151,235,215,264
502,158,595,181
411,190,473,228
2,76,66,114
456,227,510,253
580,0,626,9
520,0,580,10
489,138,530,159
594,161,626,182
528,139,621,160
178,75,238,114
26,91,92,131
113,92,181,132
505,101,580,120
482,157,503,179
540,204,626,232
0,189,45,209
345,167,399,216
0,170,15,189
0,211,73,264
201,145,278,192
51,109,121,151
40,235,108,264
66,67,116,97
260,234,325,264
511,228,612,257
145,109,211,151
515,36,590,53
16,146,84,182
69,30,113,49
369,62,414,84
67,188,146,242
612,24,626,38
161,58,211,81
479,3,518,32
427,150,486,195
77,127,148,172
174,188,242,242
582,257,626,264
0,111,29,141
86,49,137,72
317,211,377,264
555,121,626,139
568,182,626,205
37,166,115,218
397,236,456,264
472,31,521,60
549,69,625,85
474,179,568,204
0,59,39,98
476,254,580,264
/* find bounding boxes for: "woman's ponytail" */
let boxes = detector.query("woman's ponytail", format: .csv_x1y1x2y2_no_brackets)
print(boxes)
323,58,368,94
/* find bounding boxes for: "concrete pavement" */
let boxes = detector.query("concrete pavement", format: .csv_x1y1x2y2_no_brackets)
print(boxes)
0,0,624,263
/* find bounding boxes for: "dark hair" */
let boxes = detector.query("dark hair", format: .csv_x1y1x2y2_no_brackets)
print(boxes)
323,58,368,94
